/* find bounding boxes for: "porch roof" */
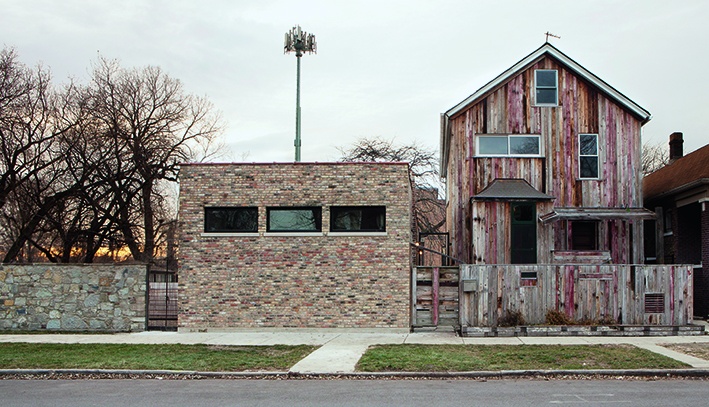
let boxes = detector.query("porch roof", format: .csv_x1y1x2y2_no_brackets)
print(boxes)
472,179,554,201
539,207,656,224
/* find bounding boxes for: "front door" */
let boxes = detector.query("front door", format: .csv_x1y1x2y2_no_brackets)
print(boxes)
510,202,537,264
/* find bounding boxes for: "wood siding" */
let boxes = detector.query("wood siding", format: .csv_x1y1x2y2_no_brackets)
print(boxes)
445,55,645,263
412,266,459,327
459,264,693,327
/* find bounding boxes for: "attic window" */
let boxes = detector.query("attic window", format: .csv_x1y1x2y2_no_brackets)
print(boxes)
535,70,558,106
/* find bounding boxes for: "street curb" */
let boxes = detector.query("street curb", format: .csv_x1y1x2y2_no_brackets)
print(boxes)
2,368,709,379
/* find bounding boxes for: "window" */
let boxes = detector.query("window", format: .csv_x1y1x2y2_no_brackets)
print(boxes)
267,207,322,232
330,206,386,232
663,208,673,234
579,134,599,179
204,207,258,233
535,70,558,105
571,221,598,250
477,135,540,156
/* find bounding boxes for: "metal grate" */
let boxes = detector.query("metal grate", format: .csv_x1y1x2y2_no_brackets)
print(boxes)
644,293,665,313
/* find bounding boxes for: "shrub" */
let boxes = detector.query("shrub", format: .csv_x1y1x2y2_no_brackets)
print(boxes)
545,309,574,325
498,309,525,327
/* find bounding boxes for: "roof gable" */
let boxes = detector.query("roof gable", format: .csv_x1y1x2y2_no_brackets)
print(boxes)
444,43,651,122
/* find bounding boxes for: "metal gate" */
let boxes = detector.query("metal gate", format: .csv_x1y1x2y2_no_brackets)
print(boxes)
147,271,178,331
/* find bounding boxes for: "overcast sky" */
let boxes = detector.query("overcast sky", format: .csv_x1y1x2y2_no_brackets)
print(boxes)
2,0,707,162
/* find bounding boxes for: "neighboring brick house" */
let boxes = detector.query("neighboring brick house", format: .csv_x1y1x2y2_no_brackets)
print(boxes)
178,162,412,330
644,133,709,318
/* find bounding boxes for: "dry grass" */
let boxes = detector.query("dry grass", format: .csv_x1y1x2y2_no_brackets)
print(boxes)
662,343,709,361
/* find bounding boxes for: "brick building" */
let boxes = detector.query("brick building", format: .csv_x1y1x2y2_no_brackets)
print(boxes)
177,162,412,330
644,133,709,319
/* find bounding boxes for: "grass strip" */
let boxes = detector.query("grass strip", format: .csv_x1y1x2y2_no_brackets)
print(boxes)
0,343,317,372
356,344,689,372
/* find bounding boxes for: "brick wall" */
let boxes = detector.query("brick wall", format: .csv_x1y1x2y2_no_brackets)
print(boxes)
697,203,709,318
178,163,412,330
0,264,146,331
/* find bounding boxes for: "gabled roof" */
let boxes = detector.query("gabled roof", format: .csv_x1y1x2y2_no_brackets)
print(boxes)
444,42,651,122
473,178,554,201
643,144,709,201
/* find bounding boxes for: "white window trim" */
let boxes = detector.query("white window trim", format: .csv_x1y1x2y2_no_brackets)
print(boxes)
534,69,558,106
475,134,542,157
327,232,388,237
578,133,600,180
264,232,324,237
201,232,259,237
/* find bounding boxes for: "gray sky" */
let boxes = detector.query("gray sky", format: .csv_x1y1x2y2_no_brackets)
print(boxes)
2,0,707,162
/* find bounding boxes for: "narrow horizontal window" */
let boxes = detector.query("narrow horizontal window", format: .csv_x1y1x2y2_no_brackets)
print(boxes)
204,207,258,233
579,133,599,179
535,69,558,106
476,135,541,157
330,206,386,232
267,207,322,232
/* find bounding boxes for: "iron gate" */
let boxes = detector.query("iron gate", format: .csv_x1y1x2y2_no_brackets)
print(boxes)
147,271,178,331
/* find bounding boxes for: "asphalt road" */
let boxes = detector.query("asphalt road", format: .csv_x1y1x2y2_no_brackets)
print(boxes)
1,378,708,407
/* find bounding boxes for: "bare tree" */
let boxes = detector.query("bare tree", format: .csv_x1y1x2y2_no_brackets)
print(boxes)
642,141,669,176
338,137,445,234
82,57,223,263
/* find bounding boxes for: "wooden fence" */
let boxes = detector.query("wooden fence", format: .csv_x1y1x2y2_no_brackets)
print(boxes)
459,264,694,327
412,266,459,327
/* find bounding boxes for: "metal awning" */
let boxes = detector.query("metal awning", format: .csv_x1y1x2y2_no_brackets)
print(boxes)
473,179,554,201
539,207,656,224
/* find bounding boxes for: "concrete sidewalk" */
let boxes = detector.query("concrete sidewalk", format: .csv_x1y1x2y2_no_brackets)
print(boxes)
2,329,709,374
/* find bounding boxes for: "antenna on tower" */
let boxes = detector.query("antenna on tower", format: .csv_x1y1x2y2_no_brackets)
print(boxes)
545,31,561,43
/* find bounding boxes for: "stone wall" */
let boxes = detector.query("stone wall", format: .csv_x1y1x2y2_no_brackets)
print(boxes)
178,162,412,330
0,264,146,331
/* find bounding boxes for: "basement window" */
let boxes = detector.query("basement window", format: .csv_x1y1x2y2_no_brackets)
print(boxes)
204,207,258,233
267,207,322,232
330,206,386,232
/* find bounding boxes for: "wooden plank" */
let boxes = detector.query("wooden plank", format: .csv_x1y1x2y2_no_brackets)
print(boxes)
432,267,439,326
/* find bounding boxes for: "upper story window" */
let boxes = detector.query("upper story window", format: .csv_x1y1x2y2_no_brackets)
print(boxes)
330,206,386,232
204,207,258,233
579,134,599,179
535,69,558,106
477,135,541,157
267,207,322,232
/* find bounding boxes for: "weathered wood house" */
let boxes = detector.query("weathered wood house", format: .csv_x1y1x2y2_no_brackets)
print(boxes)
434,43,694,328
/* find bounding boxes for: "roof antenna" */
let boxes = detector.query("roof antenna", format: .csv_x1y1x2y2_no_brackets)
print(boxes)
545,31,561,43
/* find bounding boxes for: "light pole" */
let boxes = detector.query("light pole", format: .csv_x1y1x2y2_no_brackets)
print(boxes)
284,25,316,162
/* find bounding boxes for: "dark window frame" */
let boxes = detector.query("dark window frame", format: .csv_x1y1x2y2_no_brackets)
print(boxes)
570,220,599,251
266,206,322,232
330,206,386,233
204,207,258,233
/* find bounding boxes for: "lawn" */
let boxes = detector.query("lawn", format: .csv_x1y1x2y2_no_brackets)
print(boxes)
0,343,317,372
356,344,689,372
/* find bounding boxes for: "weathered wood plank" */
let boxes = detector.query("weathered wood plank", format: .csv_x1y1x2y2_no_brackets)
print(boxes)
459,264,692,327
